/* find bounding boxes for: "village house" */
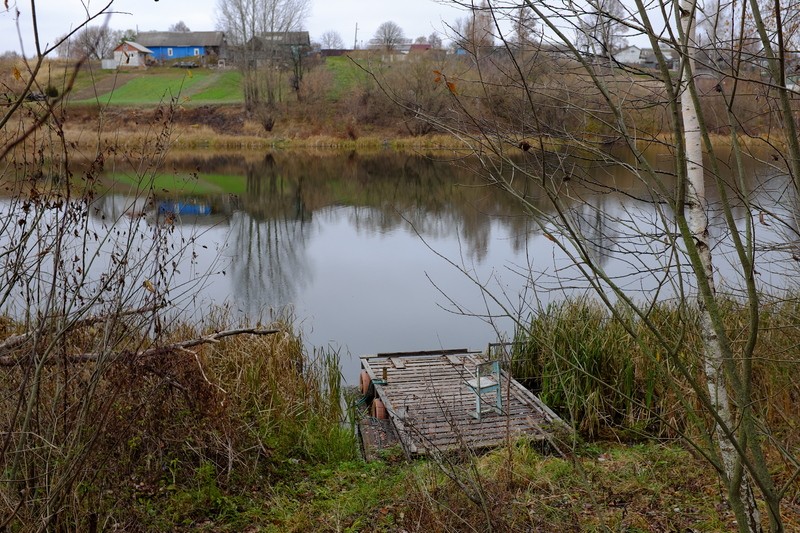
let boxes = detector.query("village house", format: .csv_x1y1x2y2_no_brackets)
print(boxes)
135,31,226,64
614,45,643,65
110,41,153,68
614,45,678,69
237,31,312,67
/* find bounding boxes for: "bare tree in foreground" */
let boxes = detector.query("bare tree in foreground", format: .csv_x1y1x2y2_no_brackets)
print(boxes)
380,0,800,530
0,2,281,529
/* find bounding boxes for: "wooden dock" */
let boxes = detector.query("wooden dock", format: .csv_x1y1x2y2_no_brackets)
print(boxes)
359,349,565,457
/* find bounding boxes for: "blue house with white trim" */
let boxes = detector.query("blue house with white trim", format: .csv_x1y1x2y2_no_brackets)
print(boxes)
136,31,226,63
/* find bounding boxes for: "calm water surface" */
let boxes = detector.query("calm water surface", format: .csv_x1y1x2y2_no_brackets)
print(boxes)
84,152,541,379
7,149,797,380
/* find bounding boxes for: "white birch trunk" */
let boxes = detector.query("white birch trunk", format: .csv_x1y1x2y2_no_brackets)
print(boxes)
679,2,762,531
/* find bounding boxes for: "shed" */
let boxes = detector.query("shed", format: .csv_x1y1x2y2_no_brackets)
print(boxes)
112,41,153,68
136,31,226,62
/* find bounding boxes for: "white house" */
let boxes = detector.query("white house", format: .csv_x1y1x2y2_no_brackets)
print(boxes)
112,41,153,68
614,45,643,65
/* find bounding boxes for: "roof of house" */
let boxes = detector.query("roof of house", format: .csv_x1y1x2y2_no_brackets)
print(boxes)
250,31,311,48
114,41,154,54
136,31,225,48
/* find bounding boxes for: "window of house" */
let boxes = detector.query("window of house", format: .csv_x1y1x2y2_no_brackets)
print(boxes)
194,48,200,56
167,48,173,57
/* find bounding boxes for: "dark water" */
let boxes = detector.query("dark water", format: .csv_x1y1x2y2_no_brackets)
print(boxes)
8,149,795,381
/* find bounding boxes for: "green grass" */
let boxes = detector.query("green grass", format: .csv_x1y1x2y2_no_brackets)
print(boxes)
325,56,371,100
108,171,247,194
73,70,220,106
184,71,243,104
68,69,243,106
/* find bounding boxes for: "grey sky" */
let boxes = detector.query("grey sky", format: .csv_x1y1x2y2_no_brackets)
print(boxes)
0,0,467,55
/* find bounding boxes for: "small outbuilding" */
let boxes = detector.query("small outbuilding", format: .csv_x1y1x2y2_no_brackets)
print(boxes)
112,41,153,68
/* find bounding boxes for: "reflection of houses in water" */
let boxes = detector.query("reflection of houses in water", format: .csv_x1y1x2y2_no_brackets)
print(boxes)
92,194,237,227
158,200,212,216
93,194,153,220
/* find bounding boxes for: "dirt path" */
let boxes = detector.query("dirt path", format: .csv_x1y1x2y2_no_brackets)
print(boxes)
69,72,140,101
181,71,224,98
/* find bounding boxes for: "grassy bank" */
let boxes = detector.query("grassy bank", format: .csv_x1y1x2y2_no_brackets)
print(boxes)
2,307,798,530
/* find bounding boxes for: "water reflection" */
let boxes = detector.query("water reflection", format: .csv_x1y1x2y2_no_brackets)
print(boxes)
15,148,795,377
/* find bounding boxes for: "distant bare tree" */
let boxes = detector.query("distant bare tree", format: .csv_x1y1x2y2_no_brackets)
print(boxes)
415,35,429,44
54,32,75,59
450,1,494,55
428,32,443,49
168,20,191,32
373,20,406,51
320,30,345,49
73,25,118,59
512,5,537,45
576,0,629,58
215,0,310,46
215,0,311,123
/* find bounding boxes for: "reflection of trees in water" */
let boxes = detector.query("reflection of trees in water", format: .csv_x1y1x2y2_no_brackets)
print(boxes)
106,150,795,309
731,166,800,292
160,151,537,263
570,193,614,268
165,150,697,276
227,155,314,317
227,211,311,317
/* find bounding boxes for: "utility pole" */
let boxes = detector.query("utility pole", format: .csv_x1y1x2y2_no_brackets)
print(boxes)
354,23,358,50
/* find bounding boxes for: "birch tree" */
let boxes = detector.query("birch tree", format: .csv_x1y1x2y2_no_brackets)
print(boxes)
678,0,763,527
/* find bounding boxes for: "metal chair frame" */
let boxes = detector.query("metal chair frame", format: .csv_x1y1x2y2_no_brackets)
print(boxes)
464,359,502,420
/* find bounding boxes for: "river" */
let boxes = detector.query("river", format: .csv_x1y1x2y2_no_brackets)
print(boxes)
3,148,797,380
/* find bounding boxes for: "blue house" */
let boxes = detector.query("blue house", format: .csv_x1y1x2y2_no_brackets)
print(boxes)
136,31,226,63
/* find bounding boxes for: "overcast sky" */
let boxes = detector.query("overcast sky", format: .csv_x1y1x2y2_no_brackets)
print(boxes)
0,0,468,55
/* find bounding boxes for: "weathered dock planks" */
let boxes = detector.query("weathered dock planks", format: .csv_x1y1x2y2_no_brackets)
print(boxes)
359,349,565,457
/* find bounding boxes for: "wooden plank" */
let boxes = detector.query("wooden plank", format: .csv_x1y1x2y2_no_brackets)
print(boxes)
390,357,406,369
376,348,472,357
362,360,418,455
447,354,464,365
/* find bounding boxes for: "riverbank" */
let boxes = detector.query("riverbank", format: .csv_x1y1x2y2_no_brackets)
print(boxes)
55,103,462,151
53,103,780,156
1,313,792,531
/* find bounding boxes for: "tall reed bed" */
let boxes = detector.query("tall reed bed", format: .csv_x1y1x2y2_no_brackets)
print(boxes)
0,316,353,530
511,297,800,441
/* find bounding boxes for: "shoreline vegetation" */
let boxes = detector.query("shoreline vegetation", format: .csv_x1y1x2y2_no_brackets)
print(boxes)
1,297,798,530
